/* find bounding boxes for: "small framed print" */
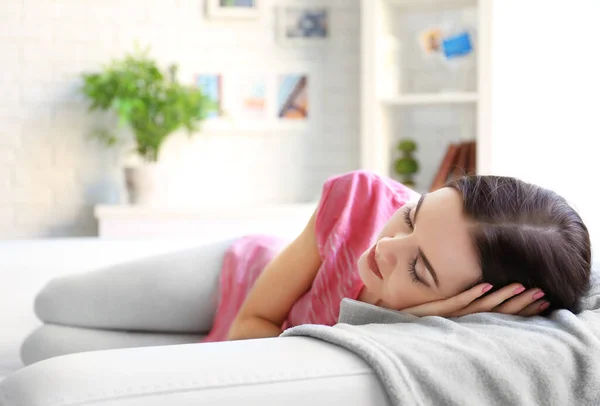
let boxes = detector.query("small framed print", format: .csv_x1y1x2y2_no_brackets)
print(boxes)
195,74,223,119
237,74,268,119
277,74,308,120
205,0,261,20
420,28,443,55
276,6,329,47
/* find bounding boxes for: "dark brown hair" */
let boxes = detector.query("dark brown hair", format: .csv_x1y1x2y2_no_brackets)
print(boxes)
447,175,592,313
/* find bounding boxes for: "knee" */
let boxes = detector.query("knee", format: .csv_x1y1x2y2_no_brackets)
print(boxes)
34,278,60,323
33,275,80,323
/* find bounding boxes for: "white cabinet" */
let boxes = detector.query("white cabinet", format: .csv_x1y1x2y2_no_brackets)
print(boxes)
361,0,491,193
94,204,316,240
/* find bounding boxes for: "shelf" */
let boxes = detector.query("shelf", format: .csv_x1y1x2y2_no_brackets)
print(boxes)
361,0,484,180
94,203,318,221
201,118,307,133
386,0,477,9
379,92,478,105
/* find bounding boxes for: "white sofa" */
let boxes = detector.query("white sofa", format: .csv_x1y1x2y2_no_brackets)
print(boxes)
0,238,388,405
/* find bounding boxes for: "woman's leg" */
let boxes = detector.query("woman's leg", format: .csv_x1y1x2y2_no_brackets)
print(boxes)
21,324,205,366
34,238,234,334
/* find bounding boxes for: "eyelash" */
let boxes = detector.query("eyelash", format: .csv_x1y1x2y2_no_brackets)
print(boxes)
408,257,420,284
403,207,420,284
403,206,414,230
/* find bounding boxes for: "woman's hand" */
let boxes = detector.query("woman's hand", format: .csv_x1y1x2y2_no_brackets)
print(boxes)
401,283,550,318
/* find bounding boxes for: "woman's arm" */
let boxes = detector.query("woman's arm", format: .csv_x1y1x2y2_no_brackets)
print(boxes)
226,209,322,340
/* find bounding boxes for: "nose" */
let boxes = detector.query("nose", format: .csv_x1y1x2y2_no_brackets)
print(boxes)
376,235,413,270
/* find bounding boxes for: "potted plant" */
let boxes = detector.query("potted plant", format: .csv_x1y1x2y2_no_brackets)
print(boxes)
394,139,419,188
81,46,215,204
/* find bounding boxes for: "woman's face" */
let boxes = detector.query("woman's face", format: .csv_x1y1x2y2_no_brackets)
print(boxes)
357,187,482,310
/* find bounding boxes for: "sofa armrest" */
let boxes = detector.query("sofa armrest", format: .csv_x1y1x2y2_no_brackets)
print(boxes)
0,336,389,406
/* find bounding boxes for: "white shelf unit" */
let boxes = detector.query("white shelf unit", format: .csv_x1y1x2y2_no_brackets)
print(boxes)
361,0,491,193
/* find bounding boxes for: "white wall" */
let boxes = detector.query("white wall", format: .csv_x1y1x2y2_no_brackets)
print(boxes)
486,0,600,251
0,0,361,238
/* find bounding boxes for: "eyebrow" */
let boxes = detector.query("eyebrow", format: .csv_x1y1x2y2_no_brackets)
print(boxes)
414,194,440,288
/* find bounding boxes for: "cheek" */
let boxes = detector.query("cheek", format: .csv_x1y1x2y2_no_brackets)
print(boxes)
382,273,441,310
378,213,407,239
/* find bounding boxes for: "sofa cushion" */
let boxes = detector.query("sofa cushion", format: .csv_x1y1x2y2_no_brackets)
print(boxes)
1,337,388,406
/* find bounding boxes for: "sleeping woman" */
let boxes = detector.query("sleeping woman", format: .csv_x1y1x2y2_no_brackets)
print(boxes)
34,170,592,345
212,170,592,341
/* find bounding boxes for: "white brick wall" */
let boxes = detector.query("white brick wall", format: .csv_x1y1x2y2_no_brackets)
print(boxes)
0,0,361,238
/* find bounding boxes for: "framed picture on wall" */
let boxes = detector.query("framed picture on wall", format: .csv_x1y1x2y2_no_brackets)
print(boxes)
206,0,261,19
195,74,223,119
238,75,268,119
276,6,329,46
277,74,308,120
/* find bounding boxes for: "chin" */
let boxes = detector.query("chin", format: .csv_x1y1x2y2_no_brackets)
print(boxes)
356,253,366,277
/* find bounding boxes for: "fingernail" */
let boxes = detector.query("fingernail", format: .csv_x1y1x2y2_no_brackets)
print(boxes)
533,290,545,300
539,301,550,311
482,284,493,293
513,286,526,295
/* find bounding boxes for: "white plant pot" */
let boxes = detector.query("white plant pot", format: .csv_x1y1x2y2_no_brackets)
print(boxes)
123,164,163,205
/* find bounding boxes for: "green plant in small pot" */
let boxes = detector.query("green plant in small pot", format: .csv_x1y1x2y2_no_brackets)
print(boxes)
394,139,419,188
81,46,215,205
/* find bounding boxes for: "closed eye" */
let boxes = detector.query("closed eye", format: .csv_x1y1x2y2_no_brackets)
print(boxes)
403,206,414,230
403,197,438,289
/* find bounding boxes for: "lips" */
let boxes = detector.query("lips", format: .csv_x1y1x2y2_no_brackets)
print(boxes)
367,244,383,280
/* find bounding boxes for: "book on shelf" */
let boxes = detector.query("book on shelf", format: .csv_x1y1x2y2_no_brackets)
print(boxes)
467,140,476,174
430,140,476,192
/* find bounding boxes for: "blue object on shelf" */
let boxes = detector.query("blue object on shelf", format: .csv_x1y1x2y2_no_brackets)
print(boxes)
442,32,473,59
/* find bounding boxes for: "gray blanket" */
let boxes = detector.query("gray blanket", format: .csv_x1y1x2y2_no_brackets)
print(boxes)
281,273,600,406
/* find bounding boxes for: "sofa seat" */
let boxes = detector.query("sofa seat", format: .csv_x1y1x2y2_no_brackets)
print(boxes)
0,336,389,406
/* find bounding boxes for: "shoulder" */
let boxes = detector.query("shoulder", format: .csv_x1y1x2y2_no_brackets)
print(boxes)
315,170,418,254
321,170,417,204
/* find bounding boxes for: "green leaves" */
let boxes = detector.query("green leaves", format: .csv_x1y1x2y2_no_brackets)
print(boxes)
394,138,419,185
395,157,419,175
80,47,212,162
397,139,417,153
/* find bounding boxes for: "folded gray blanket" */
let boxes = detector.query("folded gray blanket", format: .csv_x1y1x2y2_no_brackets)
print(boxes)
282,274,600,406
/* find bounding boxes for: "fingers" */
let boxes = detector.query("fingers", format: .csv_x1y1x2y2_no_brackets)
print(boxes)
450,283,522,316
517,299,551,317
404,283,492,317
493,288,546,315
402,282,551,319
453,283,551,318
447,283,495,311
